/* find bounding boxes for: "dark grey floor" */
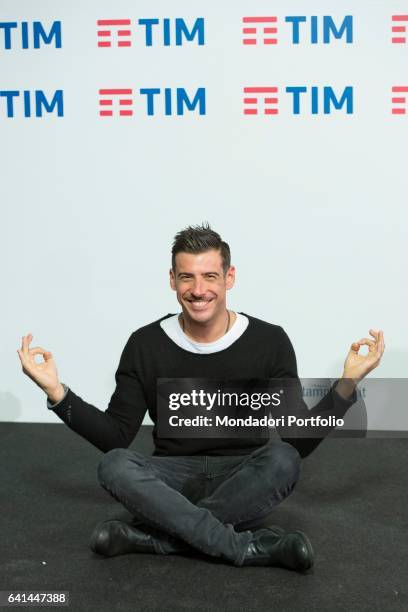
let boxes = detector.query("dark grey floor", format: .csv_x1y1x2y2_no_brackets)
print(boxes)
1,424,407,612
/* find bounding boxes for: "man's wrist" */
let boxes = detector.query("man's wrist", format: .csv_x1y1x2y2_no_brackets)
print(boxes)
335,376,358,401
46,382,66,405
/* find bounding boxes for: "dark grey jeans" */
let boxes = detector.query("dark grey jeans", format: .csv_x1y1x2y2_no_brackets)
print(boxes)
97,439,301,566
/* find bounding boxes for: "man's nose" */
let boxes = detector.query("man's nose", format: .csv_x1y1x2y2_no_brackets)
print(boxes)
190,279,206,296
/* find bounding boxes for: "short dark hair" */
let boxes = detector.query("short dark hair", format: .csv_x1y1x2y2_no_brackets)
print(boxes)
171,222,231,275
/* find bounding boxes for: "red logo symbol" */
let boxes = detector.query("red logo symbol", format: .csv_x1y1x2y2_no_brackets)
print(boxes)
242,17,278,45
97,19,132,47
391,15,408,43
243,87,279,115
99,89,133,117
391,86,408,114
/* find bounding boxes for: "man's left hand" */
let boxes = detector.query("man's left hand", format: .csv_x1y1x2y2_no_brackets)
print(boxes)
343,329,385,384
334,329,385,401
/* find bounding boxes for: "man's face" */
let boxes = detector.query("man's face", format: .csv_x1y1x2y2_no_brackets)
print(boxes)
169,249,235,323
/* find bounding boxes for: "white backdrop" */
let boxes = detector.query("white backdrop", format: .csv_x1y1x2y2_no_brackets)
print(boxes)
2,1,407,428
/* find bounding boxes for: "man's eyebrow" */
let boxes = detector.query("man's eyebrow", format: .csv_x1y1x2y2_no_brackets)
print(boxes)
177,271,220,277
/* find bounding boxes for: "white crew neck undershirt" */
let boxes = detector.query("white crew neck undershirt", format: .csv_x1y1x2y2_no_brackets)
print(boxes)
160,312,249,354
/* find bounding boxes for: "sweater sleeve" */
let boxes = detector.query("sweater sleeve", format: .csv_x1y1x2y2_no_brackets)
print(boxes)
47,332,148,453
272,327,357,458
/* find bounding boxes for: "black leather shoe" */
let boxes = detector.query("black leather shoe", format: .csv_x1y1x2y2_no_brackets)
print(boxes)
241,526,314,571
90,519,158,557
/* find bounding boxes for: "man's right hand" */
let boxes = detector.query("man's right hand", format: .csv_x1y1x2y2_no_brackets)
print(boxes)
17,333,64,403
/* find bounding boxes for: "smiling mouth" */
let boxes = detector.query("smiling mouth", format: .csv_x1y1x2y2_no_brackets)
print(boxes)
186,298,214,310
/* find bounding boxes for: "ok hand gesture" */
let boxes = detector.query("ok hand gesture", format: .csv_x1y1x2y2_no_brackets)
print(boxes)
17,333,60,395
343,329,385,383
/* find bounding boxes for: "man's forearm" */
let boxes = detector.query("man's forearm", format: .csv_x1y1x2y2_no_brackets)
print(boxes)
47,387,137,452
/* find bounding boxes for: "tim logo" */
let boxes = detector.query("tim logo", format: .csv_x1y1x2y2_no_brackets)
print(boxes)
0,21,61,49
242,15,352,45
391,86,408,114
96,18,204,47
0,90,63,117
97,20,131,47
99,89,133,115
242,17,277,45
243,88,278,114
98,87,206,116
243,86,353,115
391,15,408,43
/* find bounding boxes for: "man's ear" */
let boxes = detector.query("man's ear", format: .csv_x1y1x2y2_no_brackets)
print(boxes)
169,268,176,290
225,265,236,290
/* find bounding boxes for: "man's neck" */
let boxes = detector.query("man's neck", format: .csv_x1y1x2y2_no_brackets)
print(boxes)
179,309,236,343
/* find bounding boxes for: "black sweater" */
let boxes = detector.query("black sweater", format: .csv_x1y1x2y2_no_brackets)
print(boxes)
49,313,356,458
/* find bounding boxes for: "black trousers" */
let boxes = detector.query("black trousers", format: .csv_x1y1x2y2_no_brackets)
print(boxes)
97,439,301,566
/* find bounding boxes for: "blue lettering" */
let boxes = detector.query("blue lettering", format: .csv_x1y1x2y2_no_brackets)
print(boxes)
175,18,205,45
21,21,29,48
176,88,206,115
0,90,19,117
164,88,172,114
324,86,353,114
138,19,159,46
33,21,62,48
23,90,31,117
0,22,17,49
311,16,318,44
285,86,307,114
35,90,64,116
140,88,160,114
311,86,318,114
285,16,306,44
323,16,353,43
163,18,171,45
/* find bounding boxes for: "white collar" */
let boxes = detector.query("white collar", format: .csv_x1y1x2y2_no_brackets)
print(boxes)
160,312,249,354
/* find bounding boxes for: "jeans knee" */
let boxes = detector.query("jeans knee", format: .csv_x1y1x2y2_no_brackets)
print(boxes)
262,441,301,486
276,441,301,483
97,448,130,486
